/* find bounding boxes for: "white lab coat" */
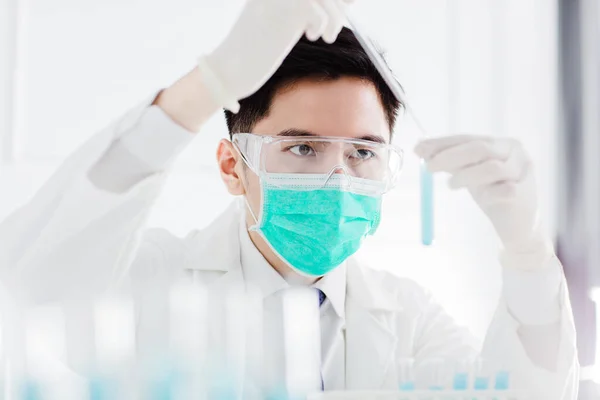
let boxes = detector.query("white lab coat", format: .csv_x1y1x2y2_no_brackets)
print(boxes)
0,97,579,398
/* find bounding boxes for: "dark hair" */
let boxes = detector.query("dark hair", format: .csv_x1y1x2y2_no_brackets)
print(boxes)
224,27,402,139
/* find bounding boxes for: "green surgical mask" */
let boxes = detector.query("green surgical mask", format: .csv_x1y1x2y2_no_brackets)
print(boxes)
247,174,383,277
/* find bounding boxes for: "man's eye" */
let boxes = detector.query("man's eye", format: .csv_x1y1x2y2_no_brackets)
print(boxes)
352,148,376,160
288,144,316,156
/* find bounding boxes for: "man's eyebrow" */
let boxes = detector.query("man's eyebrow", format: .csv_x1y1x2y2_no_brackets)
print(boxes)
276,129,387,144
358,134,387,144
276,129,319,137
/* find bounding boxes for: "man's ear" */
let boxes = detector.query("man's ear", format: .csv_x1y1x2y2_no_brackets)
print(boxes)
217,139,246,195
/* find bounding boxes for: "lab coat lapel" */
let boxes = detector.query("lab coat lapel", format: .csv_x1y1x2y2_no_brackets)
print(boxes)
185,199,245,283
345,259,399,390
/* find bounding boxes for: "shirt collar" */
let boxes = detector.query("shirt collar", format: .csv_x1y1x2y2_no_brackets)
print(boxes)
238,206,346,319
238,210,289,298
313,263,346,319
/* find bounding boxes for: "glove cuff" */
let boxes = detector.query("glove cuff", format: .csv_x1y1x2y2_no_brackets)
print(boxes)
197,56,240,113
500,233,555,271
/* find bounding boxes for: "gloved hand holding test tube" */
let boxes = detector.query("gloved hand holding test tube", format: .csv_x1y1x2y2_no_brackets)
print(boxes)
345,13,435,246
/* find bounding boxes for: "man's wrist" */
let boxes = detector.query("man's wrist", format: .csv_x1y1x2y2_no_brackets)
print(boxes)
499,221,556,272
197,55,240,113
156,67,222,133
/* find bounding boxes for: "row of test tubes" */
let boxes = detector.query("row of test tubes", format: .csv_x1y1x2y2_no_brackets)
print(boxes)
0,282,518,400
308,358,516,400
0,283,326,400
396,358,511,392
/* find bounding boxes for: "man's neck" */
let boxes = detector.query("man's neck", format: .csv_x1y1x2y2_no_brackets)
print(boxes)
245,214,318,285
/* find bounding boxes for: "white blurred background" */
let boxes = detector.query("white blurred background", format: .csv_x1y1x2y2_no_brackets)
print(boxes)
0,0,560,342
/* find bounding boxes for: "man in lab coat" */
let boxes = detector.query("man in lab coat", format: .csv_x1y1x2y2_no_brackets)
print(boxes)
0,0,578,397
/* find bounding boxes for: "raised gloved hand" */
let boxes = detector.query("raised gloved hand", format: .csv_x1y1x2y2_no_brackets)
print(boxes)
415,135,554,270
201,0,354,112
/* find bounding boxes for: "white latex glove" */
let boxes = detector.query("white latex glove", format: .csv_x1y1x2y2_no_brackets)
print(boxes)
415,135,554,270
201,0,354,112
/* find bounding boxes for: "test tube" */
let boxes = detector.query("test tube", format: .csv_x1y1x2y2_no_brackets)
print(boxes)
346,13,434,246
414,358,452,391
92,296,136,400
224,284,251,398
494,370,511,390
3,295,25,400
420,161,434,246
489,357,511,391
471,357,491,391
20,380,41,400
22,305,88,400
449,358,471,391
22,306,62,400
242,286,265,400
397,358,415,391
406,104,435,247
167,282,208,400
0,298,5,399
282,287,321,399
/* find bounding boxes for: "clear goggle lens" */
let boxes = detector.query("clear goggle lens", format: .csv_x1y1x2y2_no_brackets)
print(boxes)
233,133,404,194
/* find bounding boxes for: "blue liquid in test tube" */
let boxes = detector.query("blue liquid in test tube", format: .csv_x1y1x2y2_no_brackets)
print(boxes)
452,372,469,390
494,371,510,390
420,160,434,246
89,377,119,400
89,379,107,400
21,380,42,400
473,376,489,390
150,375,175,400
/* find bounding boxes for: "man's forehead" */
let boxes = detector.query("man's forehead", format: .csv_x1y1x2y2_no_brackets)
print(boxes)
251,77,391,142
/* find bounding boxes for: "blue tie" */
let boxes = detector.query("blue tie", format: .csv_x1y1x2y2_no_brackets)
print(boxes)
317,289,326,391
318,289,326,307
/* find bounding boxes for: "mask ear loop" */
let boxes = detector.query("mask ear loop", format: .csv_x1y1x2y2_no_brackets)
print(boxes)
232,137,262,230
245,193,260,231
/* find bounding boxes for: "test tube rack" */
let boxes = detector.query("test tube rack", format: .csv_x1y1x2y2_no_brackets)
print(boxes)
309,390,526,400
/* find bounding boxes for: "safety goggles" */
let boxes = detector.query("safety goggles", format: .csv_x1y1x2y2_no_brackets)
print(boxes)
232,133,404,195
